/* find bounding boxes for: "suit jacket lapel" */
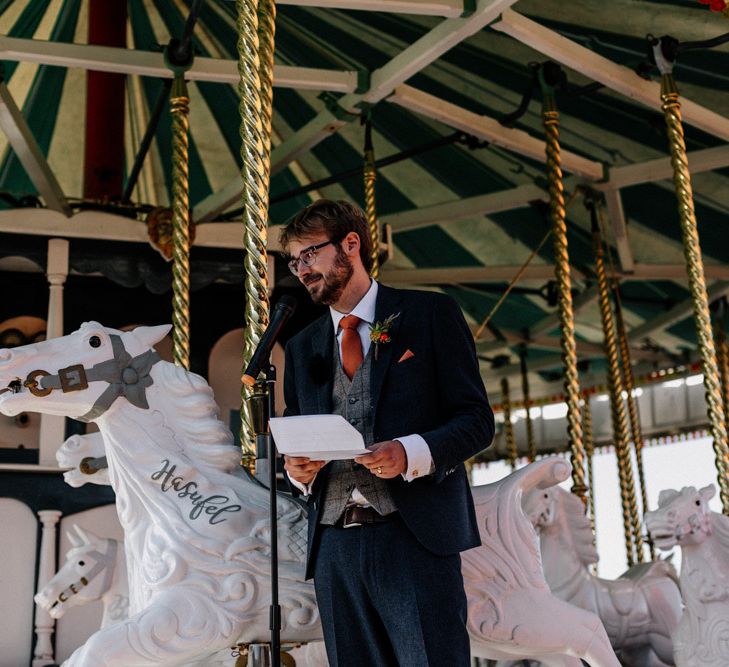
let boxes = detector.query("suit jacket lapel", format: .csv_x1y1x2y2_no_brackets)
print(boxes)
307,313,334,414
370,284,403,421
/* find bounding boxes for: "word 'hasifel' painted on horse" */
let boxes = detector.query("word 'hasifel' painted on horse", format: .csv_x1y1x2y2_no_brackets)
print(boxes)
646,485,729,667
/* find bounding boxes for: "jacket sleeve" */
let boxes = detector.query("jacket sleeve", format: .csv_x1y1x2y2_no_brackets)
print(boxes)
283,340,300,418
419,294,494,483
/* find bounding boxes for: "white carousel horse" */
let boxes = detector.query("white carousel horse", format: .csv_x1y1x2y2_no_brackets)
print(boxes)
645,484,729,667
35,525,128,627
0,322,617,666
524,485,681,667
0,322,321,666
465,458,620,667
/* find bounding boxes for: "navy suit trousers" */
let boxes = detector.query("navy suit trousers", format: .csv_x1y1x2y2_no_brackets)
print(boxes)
313,515,471,667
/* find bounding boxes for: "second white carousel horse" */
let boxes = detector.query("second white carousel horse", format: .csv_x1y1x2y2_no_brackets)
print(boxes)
524,485,681,666
646,485,729,667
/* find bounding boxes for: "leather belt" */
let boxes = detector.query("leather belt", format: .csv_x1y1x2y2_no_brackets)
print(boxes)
337,505,396,529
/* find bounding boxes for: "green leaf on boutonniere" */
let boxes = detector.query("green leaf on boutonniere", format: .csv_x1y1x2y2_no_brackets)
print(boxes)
369,312,400,360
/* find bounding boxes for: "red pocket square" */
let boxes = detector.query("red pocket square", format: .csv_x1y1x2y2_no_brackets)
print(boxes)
398,349,415,363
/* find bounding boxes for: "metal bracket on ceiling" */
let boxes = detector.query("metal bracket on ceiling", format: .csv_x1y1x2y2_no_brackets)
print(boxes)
318,91,365,122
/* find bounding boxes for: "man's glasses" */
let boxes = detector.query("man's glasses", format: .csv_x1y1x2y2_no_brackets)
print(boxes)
287,240,335,275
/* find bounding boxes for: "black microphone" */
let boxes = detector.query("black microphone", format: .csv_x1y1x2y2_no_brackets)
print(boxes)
242,295,297,386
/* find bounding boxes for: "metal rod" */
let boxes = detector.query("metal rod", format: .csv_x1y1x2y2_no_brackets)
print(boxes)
122,78,172,204
501,377,517,470
520,346,536,462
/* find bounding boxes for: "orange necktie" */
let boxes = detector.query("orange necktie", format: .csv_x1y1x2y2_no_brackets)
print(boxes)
340,315,363,380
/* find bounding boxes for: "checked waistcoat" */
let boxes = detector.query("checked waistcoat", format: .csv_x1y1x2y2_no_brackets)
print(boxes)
318,342,397,525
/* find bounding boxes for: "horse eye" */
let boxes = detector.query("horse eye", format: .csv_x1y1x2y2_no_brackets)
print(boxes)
89,336,101,348
544,493,549,499
696,500,701,506
78,560,85,567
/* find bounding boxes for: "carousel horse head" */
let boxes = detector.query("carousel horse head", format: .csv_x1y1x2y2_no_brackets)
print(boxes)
0,321,170,421
35,525,122,620
524,484,599,566
646,484,715,550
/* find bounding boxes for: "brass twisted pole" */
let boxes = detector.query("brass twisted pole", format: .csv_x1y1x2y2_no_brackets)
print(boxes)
170,75,191,369
363,118,380,279
714,302,729,437
520,347,536,462
591,213,643,565
541,74,586,503
582,395,597,537
614,287,655,560
501,377,518,470
656,52,729,513
237,0,273,469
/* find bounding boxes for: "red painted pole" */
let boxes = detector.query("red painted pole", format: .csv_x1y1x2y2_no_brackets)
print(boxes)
83,0,127,201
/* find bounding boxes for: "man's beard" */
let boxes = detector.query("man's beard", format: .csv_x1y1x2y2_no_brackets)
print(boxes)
303,248,354,305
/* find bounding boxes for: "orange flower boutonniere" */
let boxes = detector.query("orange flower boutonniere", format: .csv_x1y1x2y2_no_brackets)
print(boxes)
369,312,400,360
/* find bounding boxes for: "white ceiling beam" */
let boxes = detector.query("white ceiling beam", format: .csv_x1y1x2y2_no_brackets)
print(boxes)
627,280,729,343
604,144,729,190
193,0,520,224
492,10,729,142
0,209,264,251
382,183,547,233
602,188,634,273
381,265,585,283
388,84,604,180
0,36,358,92
0,83,70,216
277,0,466,17
381,263,729,285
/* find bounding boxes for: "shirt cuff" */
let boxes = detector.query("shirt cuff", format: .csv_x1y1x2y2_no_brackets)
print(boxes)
396,434,434,482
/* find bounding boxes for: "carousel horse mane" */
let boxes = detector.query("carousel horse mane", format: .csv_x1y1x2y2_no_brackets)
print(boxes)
550,486,600,566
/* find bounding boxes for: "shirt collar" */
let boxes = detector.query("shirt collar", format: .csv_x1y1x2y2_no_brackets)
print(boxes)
330,279,378,332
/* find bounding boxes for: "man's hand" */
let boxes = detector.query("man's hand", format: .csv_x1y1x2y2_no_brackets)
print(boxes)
355,440,407,479
283,456,325,485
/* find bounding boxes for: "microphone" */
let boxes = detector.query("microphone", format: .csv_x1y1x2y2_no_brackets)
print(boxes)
241,295,297,386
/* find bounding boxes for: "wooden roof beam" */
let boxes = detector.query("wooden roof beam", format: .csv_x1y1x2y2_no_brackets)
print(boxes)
277,0,467,17
492,10,729,142
388,85,604,180
383,183,547,233
193,0,521,223
0,83,70,216
0,36,358,91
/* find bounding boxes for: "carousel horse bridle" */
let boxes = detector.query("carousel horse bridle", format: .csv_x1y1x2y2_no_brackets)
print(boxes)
20,334,160,422
51,538,118,609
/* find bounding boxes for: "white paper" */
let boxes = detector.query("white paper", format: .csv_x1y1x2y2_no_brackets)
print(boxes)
270,414,368,460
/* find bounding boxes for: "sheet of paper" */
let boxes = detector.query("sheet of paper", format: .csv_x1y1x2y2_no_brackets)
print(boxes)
270,414,368,461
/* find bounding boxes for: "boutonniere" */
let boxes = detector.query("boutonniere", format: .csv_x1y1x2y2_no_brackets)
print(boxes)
369,312,400,360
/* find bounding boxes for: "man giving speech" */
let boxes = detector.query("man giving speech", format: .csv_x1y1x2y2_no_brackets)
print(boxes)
281,199,494,666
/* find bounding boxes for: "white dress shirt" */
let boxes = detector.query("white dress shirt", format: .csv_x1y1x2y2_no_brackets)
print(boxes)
288,280,434,498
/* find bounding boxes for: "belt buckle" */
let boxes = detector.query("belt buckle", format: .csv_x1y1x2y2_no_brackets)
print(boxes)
58,364,88,392
342,506,362,529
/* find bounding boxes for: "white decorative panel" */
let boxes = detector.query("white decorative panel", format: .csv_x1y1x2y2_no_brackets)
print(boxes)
0,498,37,667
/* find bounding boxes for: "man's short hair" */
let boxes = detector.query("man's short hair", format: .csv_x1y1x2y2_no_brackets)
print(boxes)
279,199,374,273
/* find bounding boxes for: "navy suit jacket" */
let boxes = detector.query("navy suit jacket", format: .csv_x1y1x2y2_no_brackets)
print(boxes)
283,284,494,579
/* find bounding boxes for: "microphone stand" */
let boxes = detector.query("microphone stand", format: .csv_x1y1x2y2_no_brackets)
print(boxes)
249,364,280,667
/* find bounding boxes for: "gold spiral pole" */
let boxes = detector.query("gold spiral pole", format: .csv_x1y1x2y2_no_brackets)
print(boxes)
541,74,586,503
716,316,729,435
520,347,536,462
237,0,273,470
363,118,380,279
592,214,643,565
658,62,729,513
501,377,518,470
582,395,597,537
614,287,655,559
170,75,191,370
